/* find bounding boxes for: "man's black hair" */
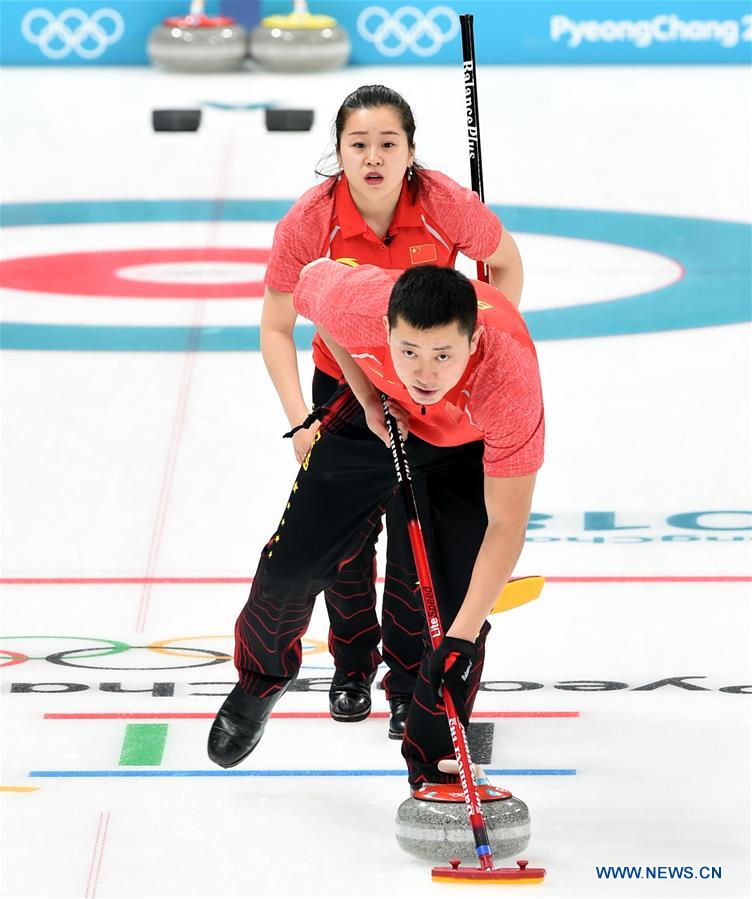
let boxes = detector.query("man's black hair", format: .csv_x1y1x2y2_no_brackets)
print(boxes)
387,265,477,338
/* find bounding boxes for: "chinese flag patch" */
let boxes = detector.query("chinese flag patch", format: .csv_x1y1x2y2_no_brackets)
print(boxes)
409,244,438,265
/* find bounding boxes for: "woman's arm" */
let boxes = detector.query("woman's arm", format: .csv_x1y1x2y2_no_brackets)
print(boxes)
260,286,318,463
484,229,524,308
422,171,524,307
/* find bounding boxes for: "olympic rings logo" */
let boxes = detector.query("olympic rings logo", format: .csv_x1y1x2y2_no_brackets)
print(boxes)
357,5,459,57
21,8,125,60
0,635,328,671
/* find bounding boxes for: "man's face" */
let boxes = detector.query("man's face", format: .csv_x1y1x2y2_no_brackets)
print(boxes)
384,315,481,405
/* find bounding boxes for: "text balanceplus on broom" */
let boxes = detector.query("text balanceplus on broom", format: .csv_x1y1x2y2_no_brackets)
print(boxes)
251,85,525,739
208,253,544,778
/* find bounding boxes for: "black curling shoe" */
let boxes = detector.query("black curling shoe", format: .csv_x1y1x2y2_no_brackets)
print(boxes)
329,669,377,722
207,681,290,768
388,693,412,740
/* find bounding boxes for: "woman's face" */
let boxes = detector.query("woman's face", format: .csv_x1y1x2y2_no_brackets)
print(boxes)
337,106,415,204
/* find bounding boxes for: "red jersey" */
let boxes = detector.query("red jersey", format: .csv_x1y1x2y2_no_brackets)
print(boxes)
264,170,503,377
294,261,544,478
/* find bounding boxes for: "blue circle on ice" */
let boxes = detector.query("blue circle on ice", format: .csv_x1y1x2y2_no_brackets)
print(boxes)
1,200,749,350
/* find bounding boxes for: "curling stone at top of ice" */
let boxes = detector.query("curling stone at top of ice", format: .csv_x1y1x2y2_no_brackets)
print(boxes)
162,13,235,27
260,10,337,29
148,0,247,73
249,0,350,73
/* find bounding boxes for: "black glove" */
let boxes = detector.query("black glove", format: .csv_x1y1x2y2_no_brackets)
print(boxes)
427,636,477,728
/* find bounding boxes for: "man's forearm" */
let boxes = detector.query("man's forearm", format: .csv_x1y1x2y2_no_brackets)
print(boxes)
446,472,536,641
446,521,528,641
317,326,375,403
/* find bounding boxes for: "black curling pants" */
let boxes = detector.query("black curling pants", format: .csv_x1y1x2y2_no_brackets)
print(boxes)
311,369,424,697
234,388,491,785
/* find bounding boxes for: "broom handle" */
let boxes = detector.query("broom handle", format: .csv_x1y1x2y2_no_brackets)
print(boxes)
460,14,489,284
382,397,495,871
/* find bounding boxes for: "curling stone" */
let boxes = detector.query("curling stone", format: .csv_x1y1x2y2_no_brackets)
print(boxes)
148,0,246,73
395,782,531,863
249,0,350,73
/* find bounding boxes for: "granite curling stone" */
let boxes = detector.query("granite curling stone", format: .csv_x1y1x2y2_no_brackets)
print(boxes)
396,782,531,862
249,0,350,73
148,0,246,73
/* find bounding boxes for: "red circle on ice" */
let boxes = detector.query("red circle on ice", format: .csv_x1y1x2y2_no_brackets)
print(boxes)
0,248,270,299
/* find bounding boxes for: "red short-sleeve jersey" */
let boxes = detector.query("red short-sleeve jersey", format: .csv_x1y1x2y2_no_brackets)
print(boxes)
264,171,503,377
293,260,544,478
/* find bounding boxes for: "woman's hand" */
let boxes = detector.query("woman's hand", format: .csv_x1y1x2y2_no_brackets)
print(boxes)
292,419,321,464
